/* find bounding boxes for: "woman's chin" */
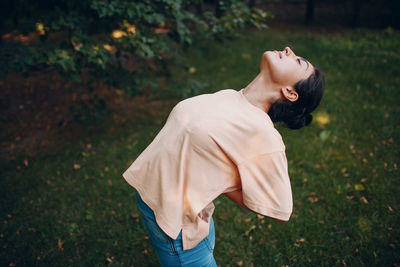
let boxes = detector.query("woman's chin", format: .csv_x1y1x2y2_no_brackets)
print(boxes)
260,52,275,72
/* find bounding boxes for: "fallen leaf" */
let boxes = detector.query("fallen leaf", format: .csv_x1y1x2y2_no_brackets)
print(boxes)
236,260,243,266
307,197,319,203
241,53,252,59
354,184,365,191
358,217,371,232
245,225,256,236
314,112,330,127
320,130,331,142
360,196,369,204
23,158,28,167
73,164,81,170
58,239,64,251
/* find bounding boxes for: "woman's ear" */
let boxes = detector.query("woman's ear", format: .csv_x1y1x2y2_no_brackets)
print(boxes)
281,86,299,102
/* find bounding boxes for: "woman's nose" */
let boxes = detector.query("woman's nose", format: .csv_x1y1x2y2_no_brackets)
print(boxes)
284,46,296,57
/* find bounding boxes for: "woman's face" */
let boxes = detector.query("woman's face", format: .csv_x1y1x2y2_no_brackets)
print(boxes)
261,47,314,88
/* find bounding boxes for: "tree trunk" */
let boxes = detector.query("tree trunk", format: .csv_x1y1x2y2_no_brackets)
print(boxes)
389,0,400,29
248,0,256,9
304,0,315,25
215,0,223,18
195,1,203,19
351,0,361,27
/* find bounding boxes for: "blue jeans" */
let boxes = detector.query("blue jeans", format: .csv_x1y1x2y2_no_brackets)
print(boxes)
136,192,217,266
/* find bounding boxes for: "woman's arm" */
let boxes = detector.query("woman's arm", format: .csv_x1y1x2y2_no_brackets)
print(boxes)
223,189,287,222
224,189,246,208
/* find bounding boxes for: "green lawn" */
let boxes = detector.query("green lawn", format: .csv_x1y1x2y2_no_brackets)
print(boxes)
1,26,399,266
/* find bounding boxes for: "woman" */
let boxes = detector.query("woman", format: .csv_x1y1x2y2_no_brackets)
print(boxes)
123,46,325,266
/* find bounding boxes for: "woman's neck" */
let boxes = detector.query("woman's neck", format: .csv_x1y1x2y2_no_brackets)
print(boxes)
242,72,281,113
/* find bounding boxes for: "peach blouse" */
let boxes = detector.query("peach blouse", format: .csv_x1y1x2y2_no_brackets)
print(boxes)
123,89,293,250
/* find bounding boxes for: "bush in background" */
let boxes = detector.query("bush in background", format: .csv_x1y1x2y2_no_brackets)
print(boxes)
0,0,272,97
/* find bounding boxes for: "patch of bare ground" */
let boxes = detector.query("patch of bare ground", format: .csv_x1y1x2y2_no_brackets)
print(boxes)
0,68,175,160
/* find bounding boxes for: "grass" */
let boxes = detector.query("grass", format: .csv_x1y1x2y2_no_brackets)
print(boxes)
1,26,400,266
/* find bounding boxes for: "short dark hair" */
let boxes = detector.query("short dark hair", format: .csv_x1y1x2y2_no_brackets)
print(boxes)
268,67,325,130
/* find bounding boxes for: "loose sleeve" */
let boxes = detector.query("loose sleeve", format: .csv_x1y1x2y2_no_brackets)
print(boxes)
237,151,293,221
